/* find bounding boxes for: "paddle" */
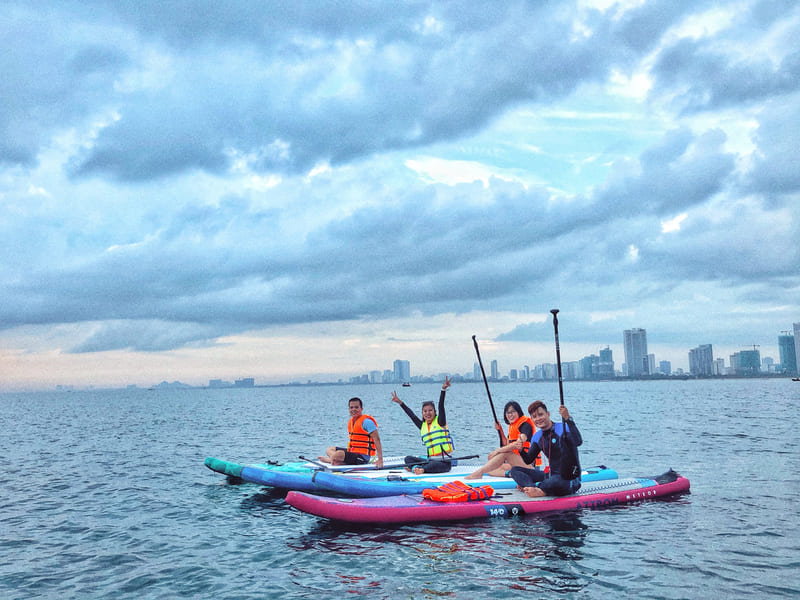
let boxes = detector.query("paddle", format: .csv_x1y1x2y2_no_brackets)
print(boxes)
298,455,332,471
472,335,504,445
550,309,581,479
402,454,480,466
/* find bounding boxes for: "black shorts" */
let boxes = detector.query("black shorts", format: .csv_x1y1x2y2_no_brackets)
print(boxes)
336,447,369,465
508,466,581,496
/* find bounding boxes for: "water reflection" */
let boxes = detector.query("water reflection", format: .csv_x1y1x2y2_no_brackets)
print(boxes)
285,512,591,597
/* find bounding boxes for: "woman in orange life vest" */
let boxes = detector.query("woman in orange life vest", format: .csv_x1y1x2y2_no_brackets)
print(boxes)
465,400,540,480
391,376,454,474
319,397,384,468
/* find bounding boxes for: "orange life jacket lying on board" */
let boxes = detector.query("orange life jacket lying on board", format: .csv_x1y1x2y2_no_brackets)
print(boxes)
422,480,495,503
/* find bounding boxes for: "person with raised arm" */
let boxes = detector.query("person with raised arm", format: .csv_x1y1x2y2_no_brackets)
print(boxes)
392,377,454,474
508,400,582,497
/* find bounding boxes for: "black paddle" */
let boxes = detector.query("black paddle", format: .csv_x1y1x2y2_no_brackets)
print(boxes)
472,335,504,445
298,455,332,471
403,453,480,466
550,309,581,479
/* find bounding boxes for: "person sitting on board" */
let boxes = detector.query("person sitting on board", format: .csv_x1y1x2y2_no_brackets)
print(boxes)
319,397,384,468
391,376,454,474
508,400,582,497
464,401,541,480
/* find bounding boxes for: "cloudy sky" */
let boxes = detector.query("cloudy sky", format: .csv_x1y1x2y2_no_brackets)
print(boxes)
2,0,798,390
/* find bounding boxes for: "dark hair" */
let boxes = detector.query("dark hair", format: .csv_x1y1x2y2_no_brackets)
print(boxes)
503,401,524,424
348,397,363,408
421,401,435,412
528,400,547,414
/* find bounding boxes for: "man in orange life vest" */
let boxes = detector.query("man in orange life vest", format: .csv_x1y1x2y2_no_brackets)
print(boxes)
320,397,384,468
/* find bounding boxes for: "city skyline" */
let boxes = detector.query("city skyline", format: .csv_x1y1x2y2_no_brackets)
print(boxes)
2,3,798,392
42,325,800,391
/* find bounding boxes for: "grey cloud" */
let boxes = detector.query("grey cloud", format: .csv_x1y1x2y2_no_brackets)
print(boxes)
652,16,800,113
4,1,683,180
745,98,800,197
69,320,227,353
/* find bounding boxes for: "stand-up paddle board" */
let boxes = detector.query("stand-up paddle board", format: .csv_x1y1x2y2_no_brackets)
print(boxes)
310,465,618,497
286,469,690,524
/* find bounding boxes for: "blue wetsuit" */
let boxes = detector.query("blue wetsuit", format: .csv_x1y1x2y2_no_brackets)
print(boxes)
509,418,582,496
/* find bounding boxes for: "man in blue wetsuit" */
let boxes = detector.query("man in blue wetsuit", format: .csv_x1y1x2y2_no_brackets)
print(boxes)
508,400,582,497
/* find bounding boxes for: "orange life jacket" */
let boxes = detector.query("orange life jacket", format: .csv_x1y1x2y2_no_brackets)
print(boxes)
509,415,542,467
422,480,494,503
347,414,377,456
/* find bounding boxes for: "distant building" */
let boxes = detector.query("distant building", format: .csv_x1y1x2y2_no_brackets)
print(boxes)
578,355,598,379
730,350,760,376
778,333,797,375
473,362,481,381
598,346,615,378
509,369,518,381
689,344,714,376
490,360,498,380
713,358,725,375
659,360,671,376
393,360,411,383
623,328,649,376
369,370,382,384
795,323,800,375
234,378,255,388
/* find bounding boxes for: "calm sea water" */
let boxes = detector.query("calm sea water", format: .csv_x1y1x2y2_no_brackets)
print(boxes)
1,379,798,599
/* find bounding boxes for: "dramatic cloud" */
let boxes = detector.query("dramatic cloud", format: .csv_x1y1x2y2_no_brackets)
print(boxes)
1,0,798,389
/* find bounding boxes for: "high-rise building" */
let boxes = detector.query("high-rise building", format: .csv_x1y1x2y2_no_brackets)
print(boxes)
473,362,481,381
598,346,615,378
623,328,649,376
393,359,410,383
659,360,671,375
490,360,498,380
689,344,714,376
795,323,800,375
730,350,760,375
713,358,725,375
778,332,797,375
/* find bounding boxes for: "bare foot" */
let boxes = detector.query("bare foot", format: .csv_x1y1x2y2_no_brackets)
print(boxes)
522,486,545,498
317,456,331,463
464,473,482,480
412,467,424,475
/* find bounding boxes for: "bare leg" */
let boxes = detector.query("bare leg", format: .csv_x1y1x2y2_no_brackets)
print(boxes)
319,446,345,465
481,452,528,478
466,453,510,479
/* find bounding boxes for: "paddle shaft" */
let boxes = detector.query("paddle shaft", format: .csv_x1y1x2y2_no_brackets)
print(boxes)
551,308,581,479
550,309,566,407
298,455,331,471
472,335,504,445
403,454,480,466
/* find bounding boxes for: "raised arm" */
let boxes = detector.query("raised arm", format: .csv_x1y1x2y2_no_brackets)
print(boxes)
392,390,423,428
437,376,451,426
